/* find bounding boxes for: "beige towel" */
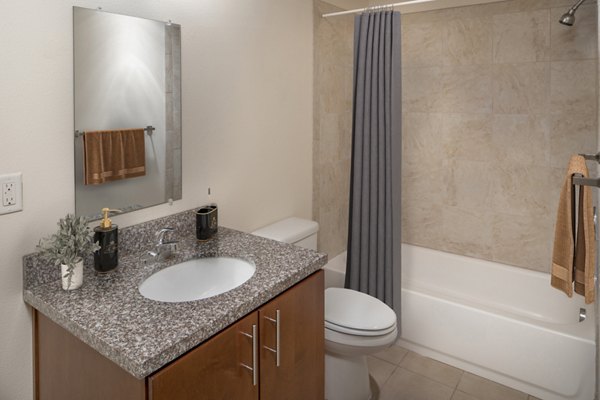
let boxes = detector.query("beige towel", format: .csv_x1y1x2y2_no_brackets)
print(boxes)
551,155,596,304
574,164,596,304
83,129,146,185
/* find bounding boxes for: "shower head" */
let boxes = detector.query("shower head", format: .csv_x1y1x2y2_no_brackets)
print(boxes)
559,0,587,26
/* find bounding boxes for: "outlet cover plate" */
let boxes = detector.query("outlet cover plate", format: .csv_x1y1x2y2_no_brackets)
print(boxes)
0,173,23,215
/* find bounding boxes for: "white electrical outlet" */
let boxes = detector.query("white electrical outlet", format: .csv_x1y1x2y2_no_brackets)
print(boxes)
0,173,22,215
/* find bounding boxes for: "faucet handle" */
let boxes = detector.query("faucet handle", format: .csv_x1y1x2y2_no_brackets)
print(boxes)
156,227,175,244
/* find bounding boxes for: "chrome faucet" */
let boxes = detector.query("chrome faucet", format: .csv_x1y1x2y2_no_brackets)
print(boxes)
146,227,178,261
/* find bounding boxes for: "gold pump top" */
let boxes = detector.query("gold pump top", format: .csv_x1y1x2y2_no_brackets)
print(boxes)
100,208,121,229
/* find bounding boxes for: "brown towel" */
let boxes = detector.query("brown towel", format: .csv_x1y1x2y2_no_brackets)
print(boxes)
574,165,596,304
83,129,146,185
551,155,596,304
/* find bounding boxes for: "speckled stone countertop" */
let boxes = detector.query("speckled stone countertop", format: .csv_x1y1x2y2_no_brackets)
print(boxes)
23,210,327,379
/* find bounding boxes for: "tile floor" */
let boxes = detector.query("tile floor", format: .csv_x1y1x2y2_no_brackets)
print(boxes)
368,345,541,400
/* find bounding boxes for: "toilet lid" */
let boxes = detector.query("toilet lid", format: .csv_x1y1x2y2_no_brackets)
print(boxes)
325,288,397,332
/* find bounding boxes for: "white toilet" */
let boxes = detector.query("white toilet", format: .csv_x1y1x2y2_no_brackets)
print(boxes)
252,217,398,400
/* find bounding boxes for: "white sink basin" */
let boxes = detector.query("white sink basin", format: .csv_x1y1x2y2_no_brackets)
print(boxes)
139,257,256,302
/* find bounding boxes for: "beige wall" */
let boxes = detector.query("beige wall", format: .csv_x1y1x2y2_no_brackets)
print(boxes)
314,0,598,272
0,1,313,398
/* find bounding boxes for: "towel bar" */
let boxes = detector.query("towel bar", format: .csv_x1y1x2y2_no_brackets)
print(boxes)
74,126,155,138
573,176,600,188
573,155,600,187
579,152,600,163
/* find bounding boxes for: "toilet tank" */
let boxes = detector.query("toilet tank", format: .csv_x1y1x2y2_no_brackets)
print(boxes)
251,217,319,250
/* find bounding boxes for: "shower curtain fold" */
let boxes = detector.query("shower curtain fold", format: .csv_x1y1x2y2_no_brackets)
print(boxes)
345,10,402,324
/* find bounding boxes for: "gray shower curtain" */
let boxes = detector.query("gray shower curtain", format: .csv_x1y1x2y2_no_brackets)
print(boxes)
345,10,402,320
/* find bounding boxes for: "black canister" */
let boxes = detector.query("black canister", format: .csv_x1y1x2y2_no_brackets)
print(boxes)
196,205,218,241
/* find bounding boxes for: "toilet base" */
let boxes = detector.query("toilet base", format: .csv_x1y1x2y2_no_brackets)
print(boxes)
325,352,371,400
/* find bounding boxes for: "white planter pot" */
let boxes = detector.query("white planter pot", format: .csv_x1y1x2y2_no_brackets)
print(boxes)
61,258,83,290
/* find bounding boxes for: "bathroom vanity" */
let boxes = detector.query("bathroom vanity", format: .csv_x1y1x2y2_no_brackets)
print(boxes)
24,210,326,400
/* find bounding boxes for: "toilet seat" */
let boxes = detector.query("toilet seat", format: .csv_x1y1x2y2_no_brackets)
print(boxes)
325,288,397,335
325,324,398,350
325,320,397,336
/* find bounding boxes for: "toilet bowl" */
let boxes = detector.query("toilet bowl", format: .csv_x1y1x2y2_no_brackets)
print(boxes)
324,287,397,400
252,217,397,400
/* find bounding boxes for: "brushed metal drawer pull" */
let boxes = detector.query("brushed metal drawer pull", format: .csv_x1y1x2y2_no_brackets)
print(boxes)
263,309,281,367
240,324,258,386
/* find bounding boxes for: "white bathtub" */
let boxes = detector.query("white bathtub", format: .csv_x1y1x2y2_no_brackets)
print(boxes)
323,244,595,400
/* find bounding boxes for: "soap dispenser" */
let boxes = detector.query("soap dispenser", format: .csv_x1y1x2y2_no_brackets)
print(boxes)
93,208,120,273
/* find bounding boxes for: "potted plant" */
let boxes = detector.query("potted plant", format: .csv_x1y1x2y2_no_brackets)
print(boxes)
37,214,100,290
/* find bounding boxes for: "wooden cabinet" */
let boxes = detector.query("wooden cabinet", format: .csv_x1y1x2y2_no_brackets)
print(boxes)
34,271,324,400
259,271,324,400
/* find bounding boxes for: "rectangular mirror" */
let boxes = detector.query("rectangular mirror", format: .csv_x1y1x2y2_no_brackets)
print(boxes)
73,7,182,219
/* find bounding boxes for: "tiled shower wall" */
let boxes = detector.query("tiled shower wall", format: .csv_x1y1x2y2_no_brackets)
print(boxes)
314,0,598,272
314,1,354,259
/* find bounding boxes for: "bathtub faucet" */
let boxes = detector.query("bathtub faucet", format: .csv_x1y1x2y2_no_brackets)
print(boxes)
579,307,587,322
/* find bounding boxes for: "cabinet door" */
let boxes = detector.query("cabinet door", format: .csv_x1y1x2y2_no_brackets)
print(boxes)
259,271,324,400
149,311,259,400
35,311,146,400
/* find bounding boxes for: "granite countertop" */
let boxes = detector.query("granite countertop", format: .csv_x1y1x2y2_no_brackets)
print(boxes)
23,211,327,379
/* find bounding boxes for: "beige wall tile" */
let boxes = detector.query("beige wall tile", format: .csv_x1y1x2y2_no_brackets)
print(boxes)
493,165,563,217
550,60,598,115
319,113,342,160
493,9,550,63
402,22,445,67
401,153,448,210
403,112,445,161
491,212,555,272
402,201,445,250
401,7,460,25
492,63,550,114
443,17,493,65
400,351,463,388
551,4,598,61
491,114,550,166
441,206,494,259
402,66,444,112
549,111,598,168
315,23,353,67
440,65,493,113
318,160,344,208
318,204,349,258
338,111,353,162
318,64,352,114
402,1,547,26
446,160,496,212
320,111,353,164
457,372,529,400
442,113,495,162
549,0,589,7
379,368,455,400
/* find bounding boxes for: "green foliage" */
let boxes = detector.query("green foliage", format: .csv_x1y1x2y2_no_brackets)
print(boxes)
37,214,100,282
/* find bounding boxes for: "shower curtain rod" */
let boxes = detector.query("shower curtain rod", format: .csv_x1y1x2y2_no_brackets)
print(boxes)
321,0,504,18
322,0,431,17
